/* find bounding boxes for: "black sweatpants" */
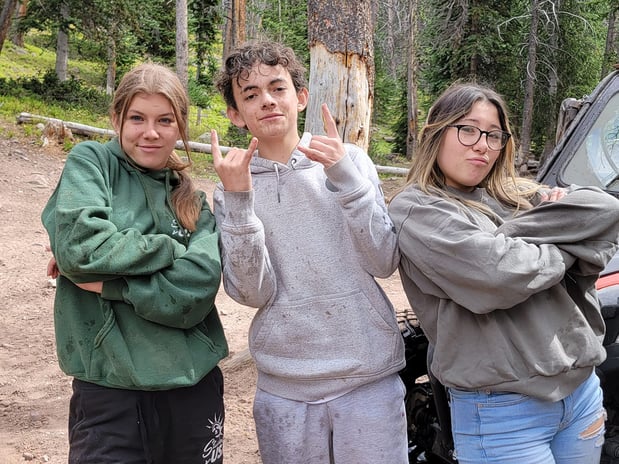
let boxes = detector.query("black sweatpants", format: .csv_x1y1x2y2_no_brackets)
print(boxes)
68,367,224,464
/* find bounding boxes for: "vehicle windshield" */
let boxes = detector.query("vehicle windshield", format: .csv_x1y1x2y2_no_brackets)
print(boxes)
562,92,619,190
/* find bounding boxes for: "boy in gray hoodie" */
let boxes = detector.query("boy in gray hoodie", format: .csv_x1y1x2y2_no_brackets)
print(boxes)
210,40,408,464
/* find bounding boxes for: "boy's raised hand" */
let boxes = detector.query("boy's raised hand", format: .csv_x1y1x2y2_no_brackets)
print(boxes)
211,129,259,192
298,103,346,169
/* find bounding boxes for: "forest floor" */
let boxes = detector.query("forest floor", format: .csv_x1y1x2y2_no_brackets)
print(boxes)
0,118,409,463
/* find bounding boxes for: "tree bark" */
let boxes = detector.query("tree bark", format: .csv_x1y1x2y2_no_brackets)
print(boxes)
176,0,189,90
603,5,618,77
222,0,246,61
306,0,375,151
540,0,561,162
9,0,27,47
519,0,540,172
106,33,117,96
0,0,18,54
55,1,70,81
406,0,419,160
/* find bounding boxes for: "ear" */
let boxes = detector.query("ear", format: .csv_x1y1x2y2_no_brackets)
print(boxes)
111,113,121,133
226,107,247,129
297,87,309,111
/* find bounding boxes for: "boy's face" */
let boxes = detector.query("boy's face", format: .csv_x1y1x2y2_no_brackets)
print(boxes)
227,63,308,140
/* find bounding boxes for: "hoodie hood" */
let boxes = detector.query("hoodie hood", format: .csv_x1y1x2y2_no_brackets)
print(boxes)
248,133,317,203
249,132,316,174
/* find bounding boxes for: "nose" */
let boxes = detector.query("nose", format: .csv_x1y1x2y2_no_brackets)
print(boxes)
261,92,276,108
143,122,159,139
472,134,489,151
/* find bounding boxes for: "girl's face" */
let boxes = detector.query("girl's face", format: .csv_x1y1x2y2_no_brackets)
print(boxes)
437,100,503,192
114,92,180,170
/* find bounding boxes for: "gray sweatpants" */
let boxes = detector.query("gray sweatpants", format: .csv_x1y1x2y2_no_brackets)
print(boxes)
253,373,408,464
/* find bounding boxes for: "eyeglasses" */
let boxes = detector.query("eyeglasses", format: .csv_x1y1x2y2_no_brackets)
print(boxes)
447,124,511,151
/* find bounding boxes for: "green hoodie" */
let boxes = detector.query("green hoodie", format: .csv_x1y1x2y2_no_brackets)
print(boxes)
42,138,227,390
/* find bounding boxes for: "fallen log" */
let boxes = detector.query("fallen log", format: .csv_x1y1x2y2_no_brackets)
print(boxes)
17,112,116,138
16,112,408,175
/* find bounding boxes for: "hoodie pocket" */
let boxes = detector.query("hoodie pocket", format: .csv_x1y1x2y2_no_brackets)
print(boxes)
88,301,221,389
250,289,401,380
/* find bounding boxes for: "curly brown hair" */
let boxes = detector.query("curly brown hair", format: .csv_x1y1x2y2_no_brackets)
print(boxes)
215,40,307,110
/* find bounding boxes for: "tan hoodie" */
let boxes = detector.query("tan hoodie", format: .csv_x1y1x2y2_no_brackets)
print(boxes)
389,185,619,401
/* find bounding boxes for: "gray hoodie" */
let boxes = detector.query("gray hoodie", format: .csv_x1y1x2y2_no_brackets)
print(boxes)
389,185,619,401
213,133,405,402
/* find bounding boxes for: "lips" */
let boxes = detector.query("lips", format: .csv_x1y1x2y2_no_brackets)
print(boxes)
260,113,283,121
138,145,163,152
468,157,489,165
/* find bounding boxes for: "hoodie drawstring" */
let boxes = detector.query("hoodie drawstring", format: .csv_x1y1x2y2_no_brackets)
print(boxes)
274,163,281,203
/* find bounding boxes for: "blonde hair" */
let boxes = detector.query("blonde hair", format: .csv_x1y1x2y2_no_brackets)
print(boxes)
110,62,200,231
395,82,540,213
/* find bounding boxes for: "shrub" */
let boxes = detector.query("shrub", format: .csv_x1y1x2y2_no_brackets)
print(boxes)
0,70,110,114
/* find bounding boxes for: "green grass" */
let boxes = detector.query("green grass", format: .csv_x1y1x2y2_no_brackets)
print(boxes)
0,38,106,85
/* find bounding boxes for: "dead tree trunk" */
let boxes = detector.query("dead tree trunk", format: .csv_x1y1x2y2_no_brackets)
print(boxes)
222,0,246,61
55,1,70,81
603,5,619,77
306,0,376,151
0,0,18,54
540,0,561,162
176,0,189,90
518,0,540,173
105,35,117,96
10,0,27,47
406,0,419,160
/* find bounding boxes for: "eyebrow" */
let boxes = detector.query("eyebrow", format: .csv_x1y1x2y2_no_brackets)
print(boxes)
240,77,288,94
459,118,502,130
127,109,175,118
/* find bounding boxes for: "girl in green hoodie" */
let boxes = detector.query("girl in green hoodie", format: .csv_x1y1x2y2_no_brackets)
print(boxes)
42,63,228,463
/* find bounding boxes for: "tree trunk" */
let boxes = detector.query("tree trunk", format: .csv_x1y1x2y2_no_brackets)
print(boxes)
603,5,618,77
406,0,419,160
540,0,561,162
222,0,246,61
0,0,18,54
55,1,70,81
105,33,117,96
469,0,480,76
10,0,27,47
176,0,189,90
306,0,375,151
245,0,263,38
518,0,540,172
384,0,397,78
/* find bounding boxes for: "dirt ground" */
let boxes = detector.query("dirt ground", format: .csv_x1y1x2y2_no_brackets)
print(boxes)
0,119,409,463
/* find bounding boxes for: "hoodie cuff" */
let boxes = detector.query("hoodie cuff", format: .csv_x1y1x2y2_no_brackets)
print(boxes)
101,278,128,301
222,190,259,226
324,154,365,193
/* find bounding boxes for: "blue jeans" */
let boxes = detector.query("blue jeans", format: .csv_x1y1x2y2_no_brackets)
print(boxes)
449,372,606,464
